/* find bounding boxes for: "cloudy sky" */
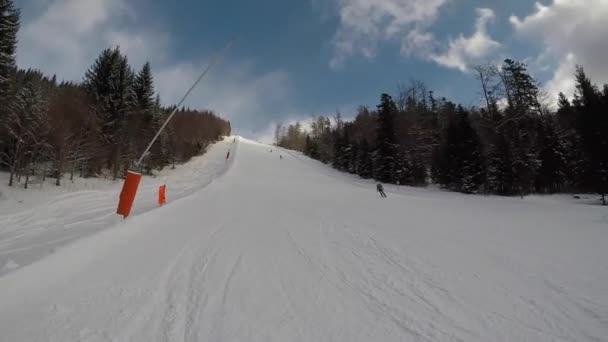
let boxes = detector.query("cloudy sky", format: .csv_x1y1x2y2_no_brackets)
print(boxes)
16,0,608,140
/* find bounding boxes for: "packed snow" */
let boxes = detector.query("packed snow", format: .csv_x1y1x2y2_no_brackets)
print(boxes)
0,137,606,341
0,139,234,277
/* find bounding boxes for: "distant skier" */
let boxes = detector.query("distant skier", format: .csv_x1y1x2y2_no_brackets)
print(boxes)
377,183,387,198
280,155,283,159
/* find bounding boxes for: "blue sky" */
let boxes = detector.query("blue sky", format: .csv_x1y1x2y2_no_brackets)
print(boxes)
16,0,608,141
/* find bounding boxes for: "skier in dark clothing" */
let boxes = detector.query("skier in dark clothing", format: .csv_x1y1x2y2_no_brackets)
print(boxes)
377,183,387,198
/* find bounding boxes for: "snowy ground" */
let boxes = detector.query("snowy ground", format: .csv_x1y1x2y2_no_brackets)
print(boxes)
0,138,235,276
0,137,606,341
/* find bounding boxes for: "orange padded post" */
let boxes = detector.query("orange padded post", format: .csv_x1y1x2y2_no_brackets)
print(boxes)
117,171,142,218
159,185,167,206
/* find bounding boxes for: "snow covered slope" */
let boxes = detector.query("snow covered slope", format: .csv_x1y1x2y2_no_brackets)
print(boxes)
0,137,606,341
0,138,235,276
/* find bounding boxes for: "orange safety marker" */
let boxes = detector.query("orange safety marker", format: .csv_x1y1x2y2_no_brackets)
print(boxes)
158,185,167,206
117,171,143,218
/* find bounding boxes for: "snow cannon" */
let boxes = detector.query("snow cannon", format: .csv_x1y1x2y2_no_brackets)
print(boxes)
117,171,143,218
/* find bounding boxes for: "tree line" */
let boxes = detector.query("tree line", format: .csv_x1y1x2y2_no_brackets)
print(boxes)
277,60,608,205
0,0,231,188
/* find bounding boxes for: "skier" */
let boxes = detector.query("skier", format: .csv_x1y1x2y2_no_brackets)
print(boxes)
280,155,283,159
377,183,387,198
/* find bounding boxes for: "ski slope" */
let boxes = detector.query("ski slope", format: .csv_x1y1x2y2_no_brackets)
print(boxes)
0,139,233,277
0,137,607,341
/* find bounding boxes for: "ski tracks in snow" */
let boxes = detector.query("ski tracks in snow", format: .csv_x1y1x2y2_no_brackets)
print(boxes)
117,224,233,342
326,226,472,340
2,138,606,341
279,219,473,341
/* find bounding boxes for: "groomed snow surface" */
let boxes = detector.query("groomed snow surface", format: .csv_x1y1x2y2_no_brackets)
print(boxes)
0,137,606,341
0,140,233,277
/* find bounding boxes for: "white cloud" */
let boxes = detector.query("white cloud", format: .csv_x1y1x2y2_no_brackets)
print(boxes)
544,53,577,103
255,117,315,145
429,8,500,72
104,30,170,69
328,0,448,69
17,0,294,139
510,0,608,100
325,1,500,73
401,28,435,57
17,0,146,80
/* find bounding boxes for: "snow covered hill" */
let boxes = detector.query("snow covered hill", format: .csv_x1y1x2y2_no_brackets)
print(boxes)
0,137,606,341
0,138,236,276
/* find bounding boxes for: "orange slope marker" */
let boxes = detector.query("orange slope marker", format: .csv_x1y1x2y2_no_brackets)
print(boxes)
159,185,167,206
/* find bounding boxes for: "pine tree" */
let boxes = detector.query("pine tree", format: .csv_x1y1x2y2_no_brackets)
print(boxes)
332,130,345,171
430,145,442,184
510,134,539,197
487,133,514,195
573,66,608,204
133,62,156,172
394,150,413,185
333,126,354,172
438,106,485,193
341,129,353,173
0,0,19,109
83,47,135,178
602,86,608,204
147,94,165,169
347,141,358,174
556,92,576,132
500,59,543,196
357,139,373,179
0,0,20,170
535,116,566,193
304,135,312,156
556,93,584,190
410,147,428,186
501,59,542,115
134,62,155,113
317,117,333,163
375,93,398,183
304,134,319,160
